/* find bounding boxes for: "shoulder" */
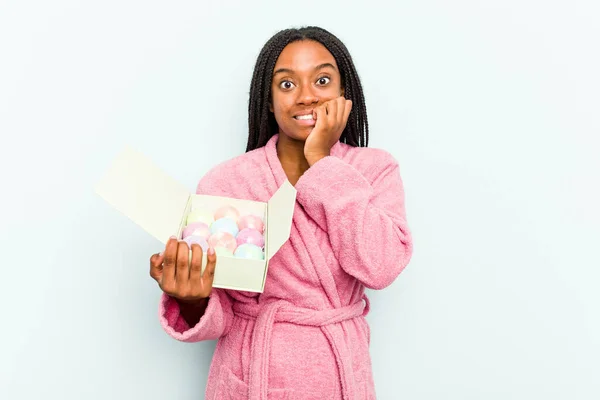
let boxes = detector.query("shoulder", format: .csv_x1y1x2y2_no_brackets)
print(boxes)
195,147,266,195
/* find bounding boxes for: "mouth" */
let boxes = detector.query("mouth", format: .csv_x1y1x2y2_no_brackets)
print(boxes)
293,113,316,126
293,113,314,121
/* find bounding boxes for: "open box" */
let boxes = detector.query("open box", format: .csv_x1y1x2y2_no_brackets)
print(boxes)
94,146,296,293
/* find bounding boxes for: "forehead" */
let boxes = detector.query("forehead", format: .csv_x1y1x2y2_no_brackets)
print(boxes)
273,40,338,72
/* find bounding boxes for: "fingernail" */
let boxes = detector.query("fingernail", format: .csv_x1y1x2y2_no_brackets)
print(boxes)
159,251,163,257
208,247,215,255
170,235,177,239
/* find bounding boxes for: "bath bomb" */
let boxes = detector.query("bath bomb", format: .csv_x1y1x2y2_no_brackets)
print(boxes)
238,214,265,233
186,209,214,226
208,231,237,253
236,228,265,248
234,243,264,260
210,217,239,237
214,205,240,222
182,235,208,252
182,222,211,240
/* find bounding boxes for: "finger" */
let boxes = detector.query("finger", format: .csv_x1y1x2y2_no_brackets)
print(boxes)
189,244,204,282
176,240,190,283
314,105,326,130
327,98,338,124
327,99,341,136
342,99,353,127
161,237,178,291
321,101,332,129
336,97,346,127
203,247,217,287
149,252,164,282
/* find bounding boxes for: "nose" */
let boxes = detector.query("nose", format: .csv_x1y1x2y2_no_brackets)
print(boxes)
296,83,318,106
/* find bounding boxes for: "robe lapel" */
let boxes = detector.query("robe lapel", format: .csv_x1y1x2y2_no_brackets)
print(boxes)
263,134,345,309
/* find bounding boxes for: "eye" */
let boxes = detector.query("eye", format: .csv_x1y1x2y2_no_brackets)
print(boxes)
279,80,295,90
316,76,330,85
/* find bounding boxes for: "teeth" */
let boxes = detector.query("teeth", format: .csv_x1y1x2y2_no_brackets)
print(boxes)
295,115,314,120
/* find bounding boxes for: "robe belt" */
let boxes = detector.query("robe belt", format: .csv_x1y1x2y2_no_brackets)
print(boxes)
233,295,370,400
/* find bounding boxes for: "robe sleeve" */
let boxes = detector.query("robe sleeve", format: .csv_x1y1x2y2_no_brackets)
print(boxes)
158,167,237,341
158,289,234,342
294,151,413,290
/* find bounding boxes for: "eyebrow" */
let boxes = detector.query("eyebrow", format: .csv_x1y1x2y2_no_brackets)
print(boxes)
273,63,337,76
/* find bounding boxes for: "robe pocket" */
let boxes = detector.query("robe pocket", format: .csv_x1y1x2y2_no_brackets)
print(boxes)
213,365,295,400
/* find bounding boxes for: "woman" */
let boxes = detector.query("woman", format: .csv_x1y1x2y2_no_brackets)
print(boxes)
149,26,413,400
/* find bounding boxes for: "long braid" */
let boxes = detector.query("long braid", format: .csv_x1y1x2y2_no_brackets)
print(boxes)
325,36,369,147
246,26,369,151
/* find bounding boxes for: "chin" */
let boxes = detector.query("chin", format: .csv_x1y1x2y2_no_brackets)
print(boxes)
280,127,311,142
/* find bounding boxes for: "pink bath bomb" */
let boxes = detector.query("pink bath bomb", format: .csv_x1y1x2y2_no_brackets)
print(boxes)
236,228,265,248
182,222,211,240
214,205,240,222
182,235,208,252
208,231,237,253
238,214,265,233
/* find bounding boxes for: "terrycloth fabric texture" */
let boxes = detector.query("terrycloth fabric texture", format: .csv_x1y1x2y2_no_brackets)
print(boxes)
159,134,413,400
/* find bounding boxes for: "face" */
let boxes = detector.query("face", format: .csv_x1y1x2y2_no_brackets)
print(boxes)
270,40,344,141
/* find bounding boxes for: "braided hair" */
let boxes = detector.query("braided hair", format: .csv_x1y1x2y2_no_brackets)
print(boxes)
246,26,369,152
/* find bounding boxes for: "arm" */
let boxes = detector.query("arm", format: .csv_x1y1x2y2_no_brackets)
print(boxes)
177,297,209,327
294,151,413,290
157,167,236,342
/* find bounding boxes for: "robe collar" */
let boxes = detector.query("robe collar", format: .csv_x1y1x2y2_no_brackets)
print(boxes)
264,133,343,187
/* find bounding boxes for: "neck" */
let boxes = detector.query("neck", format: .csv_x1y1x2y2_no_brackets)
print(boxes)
275,134,310,185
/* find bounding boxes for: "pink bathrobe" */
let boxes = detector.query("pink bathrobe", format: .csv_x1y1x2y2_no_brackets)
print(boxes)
159,134,413,399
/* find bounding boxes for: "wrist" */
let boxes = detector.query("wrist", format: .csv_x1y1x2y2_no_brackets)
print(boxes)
174,296,209,307
305,152,329,167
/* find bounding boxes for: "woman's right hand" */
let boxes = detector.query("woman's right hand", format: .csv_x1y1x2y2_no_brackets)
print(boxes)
149,237,217,303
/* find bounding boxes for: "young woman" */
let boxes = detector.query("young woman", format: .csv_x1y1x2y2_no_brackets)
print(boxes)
149,26,413,400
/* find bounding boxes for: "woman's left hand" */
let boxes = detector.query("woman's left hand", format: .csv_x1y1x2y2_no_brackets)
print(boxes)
304,96,352,166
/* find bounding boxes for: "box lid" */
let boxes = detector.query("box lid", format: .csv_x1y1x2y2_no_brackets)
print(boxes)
266,180,297,259
94,146,190,244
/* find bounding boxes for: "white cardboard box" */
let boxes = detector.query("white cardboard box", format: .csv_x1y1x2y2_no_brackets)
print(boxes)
94,146,296,293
